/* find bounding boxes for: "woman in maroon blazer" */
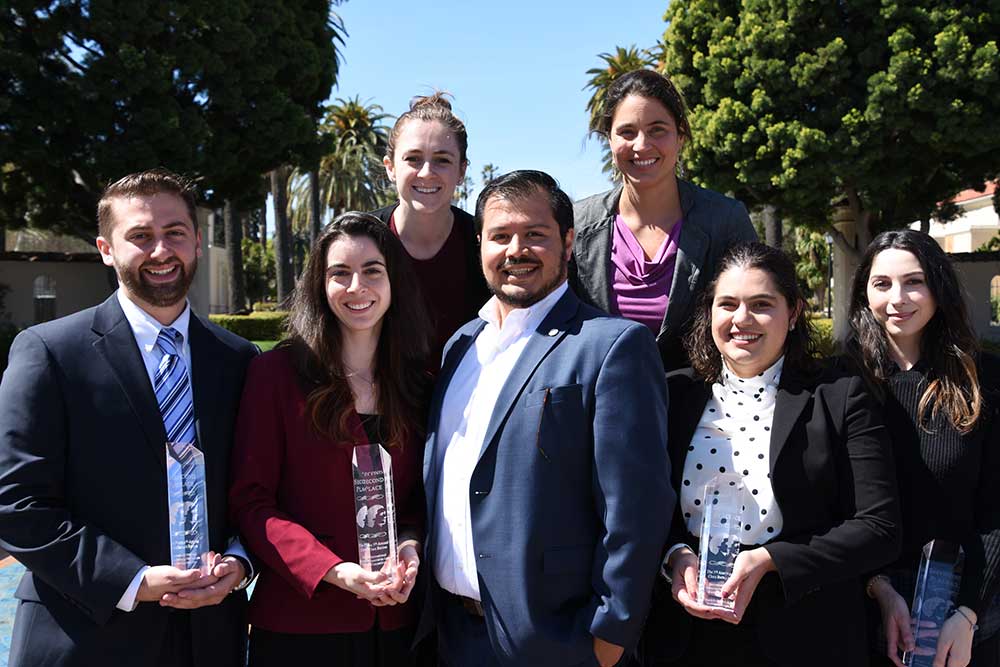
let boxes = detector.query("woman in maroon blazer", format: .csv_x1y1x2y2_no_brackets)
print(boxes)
230,212,432,666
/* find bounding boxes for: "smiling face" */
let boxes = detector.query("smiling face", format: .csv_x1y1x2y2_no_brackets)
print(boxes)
96,193,201,323
479,187,574,321
711,266,799,378
865,248,937,348
608,94,685,190
384,118,465,217
325,234,391,339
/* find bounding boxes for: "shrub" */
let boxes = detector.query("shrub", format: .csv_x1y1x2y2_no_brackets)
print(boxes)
209,311,288,341
809,318,836,358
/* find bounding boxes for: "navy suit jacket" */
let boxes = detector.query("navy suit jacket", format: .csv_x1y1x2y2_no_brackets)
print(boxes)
418,288,675,666
0,294,256,667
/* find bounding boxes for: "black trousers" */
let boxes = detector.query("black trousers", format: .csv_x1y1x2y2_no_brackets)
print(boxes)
661,616,779,667
248,624,417,667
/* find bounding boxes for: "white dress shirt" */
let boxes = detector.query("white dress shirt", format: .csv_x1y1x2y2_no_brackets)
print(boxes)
114,290,250,611
432,282,569,600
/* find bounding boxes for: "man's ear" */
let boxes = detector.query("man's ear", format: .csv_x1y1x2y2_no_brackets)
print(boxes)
562,228,575,261
96,236,115,268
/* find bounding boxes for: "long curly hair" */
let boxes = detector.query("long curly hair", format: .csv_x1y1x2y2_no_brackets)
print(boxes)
685,242,817,383
281,211,432,448
846,229,981,433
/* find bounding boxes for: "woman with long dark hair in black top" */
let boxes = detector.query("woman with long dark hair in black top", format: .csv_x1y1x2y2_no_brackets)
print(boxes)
846,229,1000,667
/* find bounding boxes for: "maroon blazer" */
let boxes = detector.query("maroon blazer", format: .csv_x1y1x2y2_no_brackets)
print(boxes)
229,348,424,633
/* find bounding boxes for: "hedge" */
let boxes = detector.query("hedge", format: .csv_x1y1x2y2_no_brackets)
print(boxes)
809,317,835,357
209,311,288,341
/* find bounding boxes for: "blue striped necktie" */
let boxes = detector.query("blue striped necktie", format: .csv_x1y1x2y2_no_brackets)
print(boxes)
155,327,196,446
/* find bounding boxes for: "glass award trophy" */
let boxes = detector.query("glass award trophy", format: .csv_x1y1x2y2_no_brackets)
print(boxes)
165,442,211,574
903,540,964,667
352,444,397,578
697,473,745,610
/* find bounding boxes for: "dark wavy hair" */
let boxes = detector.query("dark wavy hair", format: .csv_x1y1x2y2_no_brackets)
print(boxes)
592,69,691,142
473,169,573,239
282,211,432,448
685,242,817,382
846,229,981,432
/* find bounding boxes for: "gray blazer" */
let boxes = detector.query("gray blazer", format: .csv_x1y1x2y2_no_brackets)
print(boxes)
570,179,757,371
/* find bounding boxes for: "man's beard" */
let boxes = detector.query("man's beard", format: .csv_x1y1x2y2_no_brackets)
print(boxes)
117,258,197,308
487,254,567,309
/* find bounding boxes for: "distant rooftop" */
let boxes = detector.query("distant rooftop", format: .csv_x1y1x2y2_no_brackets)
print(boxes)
951,182,997,206
4,228,97,255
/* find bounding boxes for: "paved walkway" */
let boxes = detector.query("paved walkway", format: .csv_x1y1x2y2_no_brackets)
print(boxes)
0,557,23,667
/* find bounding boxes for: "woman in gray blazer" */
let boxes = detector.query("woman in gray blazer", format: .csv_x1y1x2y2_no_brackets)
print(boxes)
571,69,757,371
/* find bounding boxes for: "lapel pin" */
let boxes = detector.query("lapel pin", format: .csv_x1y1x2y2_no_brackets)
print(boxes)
547,329,559,337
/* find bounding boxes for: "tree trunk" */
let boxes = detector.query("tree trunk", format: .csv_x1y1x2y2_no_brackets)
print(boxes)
920,216,930,234
0,222,5,252
271,167,294,304
309,170,322,245
241,211,251,242
259,176,269,250
224,200,247,313
762,205,782,248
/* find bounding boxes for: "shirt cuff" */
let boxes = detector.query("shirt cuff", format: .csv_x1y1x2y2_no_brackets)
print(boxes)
116,565,149,612
224,536,254,585
661,543,693,582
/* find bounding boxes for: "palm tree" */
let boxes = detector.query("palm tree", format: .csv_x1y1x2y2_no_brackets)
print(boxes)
583,46,656,179
453,175,473,210
481,163,498,187
289,97,391,232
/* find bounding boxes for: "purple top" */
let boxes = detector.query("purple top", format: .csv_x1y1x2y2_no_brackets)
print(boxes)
609,214,683,334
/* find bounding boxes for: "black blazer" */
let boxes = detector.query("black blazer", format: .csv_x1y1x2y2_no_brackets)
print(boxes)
0,295,256,667
642,366,901,667
570,180,757,372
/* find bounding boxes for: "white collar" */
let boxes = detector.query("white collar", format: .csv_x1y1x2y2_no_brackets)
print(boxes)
720,355,784,392
116,289,192,354
478,281,569,342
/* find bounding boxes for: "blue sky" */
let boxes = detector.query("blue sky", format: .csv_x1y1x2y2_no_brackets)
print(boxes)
329,0,670,206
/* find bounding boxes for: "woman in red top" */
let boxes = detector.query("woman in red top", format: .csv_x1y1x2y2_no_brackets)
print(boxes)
230,212,432,666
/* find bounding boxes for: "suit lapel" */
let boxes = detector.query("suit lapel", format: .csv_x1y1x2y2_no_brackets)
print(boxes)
91,296,168,470
187,314,223,453
423,321,485,510
476,290,579,467
669,377,712,480
768,371,812,475
660,211,708,343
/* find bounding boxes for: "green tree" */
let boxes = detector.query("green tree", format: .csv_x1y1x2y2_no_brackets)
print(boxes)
583,46,657,179
791,227,831,311
454,175,473,210
289,96,391,231
660,0,1000,259
481,162,499,187
242,237,276,307
1,1,342,246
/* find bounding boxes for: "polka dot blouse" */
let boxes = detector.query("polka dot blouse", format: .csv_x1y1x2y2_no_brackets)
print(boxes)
680,356,785,545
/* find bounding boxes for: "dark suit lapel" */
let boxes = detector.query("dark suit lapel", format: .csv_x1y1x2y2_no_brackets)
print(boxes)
669,378,712,475
91,296,167,470
768,371,812,475
476,290,579,467
187,314,223,453
660,193,708,342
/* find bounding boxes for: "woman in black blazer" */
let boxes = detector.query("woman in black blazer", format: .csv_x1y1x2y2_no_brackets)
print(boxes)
643,242,901,667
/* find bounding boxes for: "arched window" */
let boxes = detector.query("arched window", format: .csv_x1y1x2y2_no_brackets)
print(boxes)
33,275,56,324
991,275,1000,326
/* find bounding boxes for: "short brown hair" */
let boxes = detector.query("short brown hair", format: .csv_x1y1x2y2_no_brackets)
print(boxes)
97,169,198,238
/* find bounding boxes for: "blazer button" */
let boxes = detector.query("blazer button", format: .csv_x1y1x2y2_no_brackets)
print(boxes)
473,490,488,496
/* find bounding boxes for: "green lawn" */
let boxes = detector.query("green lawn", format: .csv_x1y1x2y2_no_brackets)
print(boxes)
253,340,279,352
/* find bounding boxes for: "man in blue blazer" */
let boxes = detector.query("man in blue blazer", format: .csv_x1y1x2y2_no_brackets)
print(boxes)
0,170,256,666
417,170,674,667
